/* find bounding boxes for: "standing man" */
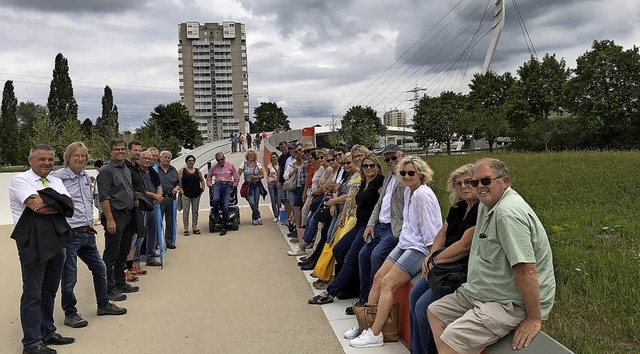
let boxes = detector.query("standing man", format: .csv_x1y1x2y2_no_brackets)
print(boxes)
231,134,238,153
51,142,127,329
428,158,556,353
124,140,146,279
92,159,104,225
158,150,179,249
138,151,163,267
10,144,76,354
206,152,240,236
277,141,292,222
246,133,252,152
97,139,140,301
353,144,405,312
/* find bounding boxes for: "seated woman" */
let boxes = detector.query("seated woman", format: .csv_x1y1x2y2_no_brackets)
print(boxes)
347,156,443,348
408,164,479,354
308,153,384,304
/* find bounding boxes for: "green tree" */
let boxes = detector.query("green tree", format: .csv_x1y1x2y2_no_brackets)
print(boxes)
506,54,570,149
135,102,202,156
93,86,120,157
0,80,19,164
339,105,385,148
30,116,57,150
565,40,640,148
413,92,465,154
467,71,515,152
47,53,78,129
16,102,49,161
55,119,84,158
80,118,93,140
253,102,291,132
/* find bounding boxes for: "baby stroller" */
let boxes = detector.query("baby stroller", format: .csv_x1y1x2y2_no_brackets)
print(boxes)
208,185,241,232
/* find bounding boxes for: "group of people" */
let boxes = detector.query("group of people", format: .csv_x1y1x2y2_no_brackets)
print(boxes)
9,140,185,354
269,141,556,353
228,131,267,154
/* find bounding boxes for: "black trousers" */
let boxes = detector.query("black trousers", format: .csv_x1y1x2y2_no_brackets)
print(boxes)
101,209,133,290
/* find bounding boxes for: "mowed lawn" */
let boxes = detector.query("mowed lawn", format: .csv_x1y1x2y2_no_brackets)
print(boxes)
415,151,639,354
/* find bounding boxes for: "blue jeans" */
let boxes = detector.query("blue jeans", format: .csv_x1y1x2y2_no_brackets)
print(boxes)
212,183,232,228
358,223,394,301
371,225,399,281
302,211,319,245
18,248,65,346
327,227,365,297
247,182,262,220
268,181,280,218
144,210,157,261
409,277,438,354
62,231,109,317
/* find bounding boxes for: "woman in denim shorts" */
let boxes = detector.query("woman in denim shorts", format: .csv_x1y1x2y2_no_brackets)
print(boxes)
347,156,443,349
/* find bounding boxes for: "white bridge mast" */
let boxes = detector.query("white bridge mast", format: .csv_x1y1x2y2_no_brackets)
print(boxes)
482,0,506,73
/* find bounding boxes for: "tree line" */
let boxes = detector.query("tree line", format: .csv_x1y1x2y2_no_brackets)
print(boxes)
0,53,202,165
413,39,640,153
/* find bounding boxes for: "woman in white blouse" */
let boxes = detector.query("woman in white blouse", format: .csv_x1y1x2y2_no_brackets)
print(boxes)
348,156,443,348
266,152,280,222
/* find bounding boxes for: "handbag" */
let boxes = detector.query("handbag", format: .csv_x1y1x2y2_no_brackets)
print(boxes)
313,224,346,281
283,169,298,191
313,203,332,224
427,248,468,299
309,194,323,212
240,182,249,198
353,303,400,342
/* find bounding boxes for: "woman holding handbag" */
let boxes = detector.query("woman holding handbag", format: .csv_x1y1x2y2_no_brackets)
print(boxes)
408,164,479,354
348,156,442,348
178,155,206,236
238,149,265,225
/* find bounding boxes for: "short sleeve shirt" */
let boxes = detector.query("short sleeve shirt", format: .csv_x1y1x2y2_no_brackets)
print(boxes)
464,187,556,319
9,169,70,224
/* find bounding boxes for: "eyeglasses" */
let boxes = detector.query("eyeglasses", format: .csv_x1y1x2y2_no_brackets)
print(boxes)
111,147,126,152
216,158,225,162
384,156,398,163
469,176,503,187
326,158,335,163
362,163,377,170
399,170,417,177
454,179,474,188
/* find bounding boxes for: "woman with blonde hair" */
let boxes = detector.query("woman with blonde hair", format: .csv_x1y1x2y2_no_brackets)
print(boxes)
408,163,478,354
348,156,443,348
238,149,265,225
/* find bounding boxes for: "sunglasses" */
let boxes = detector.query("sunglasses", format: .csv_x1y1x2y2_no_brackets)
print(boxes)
216,158,225,162
469,176,503,187
326,158,335,163
384,156,399,163
399,170,417,177
295,149,302,153
362,163,377,170
454,179,474,188
343,161,352,165
315,156,324,160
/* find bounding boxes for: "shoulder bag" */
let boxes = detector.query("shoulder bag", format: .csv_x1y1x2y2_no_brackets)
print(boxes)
353,303,400,342
283,168,298,191
427,248,468,299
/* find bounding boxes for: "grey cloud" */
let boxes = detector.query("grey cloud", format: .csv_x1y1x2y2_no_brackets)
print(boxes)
0,0,147,13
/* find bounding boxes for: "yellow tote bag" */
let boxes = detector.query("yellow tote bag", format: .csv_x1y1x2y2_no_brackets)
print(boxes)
313,217,356,281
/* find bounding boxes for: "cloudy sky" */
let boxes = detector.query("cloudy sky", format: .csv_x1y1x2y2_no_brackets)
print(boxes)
0,0,638,131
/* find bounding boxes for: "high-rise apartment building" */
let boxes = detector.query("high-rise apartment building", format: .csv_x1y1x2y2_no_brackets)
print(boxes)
178,21,249,142
383,109,407,128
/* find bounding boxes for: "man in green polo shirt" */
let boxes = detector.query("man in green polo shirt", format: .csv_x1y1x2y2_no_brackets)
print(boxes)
428,158,556,353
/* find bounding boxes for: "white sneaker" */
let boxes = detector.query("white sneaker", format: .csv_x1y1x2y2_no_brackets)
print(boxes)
257,218,263,225
287,246,305,256
272,218,278,222
344,323,360,339
252,219,257,226
350,328,384,348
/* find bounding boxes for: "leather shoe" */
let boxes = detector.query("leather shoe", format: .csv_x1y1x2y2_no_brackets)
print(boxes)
43,333,75,345
300,261,316,271
117,283,139,293
166,242,176,249
22,342,56,354
297,258,312,266
219,229,227,236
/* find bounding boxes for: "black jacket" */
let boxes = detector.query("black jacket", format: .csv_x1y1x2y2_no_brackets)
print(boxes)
11,188,74,265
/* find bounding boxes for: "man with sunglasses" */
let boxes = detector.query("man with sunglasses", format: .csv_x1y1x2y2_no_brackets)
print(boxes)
428,158,556,354
207,152,240,236
348,144,405,314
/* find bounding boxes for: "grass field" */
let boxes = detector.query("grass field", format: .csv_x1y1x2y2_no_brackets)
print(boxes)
419,150,640,354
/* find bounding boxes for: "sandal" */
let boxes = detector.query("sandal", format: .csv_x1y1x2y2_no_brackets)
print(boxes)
184,231,190,236
193,229,201,234
308,294,333,305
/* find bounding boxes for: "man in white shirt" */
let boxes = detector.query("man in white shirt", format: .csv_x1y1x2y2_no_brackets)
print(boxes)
9,144,75,354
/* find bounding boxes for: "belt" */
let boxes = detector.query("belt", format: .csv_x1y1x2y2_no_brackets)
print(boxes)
217,181,232,185
163,194,174,198
72,226,97,234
